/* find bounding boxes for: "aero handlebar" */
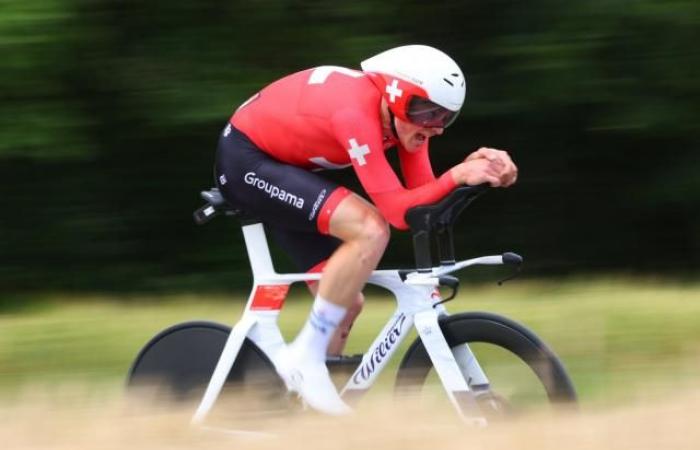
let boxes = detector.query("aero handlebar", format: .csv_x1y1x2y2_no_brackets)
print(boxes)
404,184,490,271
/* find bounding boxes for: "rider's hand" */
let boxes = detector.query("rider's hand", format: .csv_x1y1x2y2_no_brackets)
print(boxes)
452,147,518,187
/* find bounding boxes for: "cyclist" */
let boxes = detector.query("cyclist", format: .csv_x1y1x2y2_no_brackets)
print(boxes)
214,45,517,415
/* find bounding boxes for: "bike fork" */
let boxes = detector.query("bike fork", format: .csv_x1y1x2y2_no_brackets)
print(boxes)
414,309,487,426
433,304,490,391
452,344,490,390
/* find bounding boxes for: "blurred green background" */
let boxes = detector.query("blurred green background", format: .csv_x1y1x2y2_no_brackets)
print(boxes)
1,0,698,294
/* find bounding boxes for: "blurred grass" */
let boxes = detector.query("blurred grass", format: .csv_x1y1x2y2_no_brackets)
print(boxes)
1,278,699,407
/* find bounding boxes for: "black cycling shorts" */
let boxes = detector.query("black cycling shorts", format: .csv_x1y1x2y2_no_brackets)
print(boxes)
214,123,349,272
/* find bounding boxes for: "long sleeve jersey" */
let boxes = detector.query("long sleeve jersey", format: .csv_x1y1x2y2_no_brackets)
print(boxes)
231,66,456,229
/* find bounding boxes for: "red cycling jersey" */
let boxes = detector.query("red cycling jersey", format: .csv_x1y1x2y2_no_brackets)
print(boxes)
230,66,456,230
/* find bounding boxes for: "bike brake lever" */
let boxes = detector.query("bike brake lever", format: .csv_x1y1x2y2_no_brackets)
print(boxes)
433,275,460,307
497,252,523,285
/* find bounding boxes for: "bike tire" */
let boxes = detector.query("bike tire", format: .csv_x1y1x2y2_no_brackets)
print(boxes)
126,321,285,407
395,312,577,411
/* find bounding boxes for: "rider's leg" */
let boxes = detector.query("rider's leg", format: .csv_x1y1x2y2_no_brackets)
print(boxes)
291,194,389,360
328,293,363,355
265,223,365,356
321,193,390,305
281,194,388,414
306,280,364,356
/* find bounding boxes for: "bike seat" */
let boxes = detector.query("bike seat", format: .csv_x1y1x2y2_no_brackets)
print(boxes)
200,189,229,208
193,187,252,225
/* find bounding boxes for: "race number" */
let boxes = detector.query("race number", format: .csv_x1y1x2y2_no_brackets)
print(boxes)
308,66,364,85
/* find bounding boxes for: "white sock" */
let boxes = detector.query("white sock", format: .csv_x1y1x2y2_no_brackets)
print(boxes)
292,295,347,363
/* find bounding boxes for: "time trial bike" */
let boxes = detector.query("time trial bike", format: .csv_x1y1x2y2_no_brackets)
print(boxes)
127,185,577,426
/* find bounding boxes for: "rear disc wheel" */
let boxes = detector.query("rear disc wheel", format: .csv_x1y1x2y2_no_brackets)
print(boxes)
127,321,287,420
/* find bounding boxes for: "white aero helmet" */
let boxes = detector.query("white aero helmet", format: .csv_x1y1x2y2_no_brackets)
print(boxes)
361,45,466,128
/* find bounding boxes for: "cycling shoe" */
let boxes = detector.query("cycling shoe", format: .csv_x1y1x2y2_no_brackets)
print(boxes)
276,346,352,416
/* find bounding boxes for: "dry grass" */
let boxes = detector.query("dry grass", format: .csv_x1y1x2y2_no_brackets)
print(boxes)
1,384,699,450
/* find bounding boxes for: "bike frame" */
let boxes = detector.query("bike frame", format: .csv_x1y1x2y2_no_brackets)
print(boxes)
191,222,509,425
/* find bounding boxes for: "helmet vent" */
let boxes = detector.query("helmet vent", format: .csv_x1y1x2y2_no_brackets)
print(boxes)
443,78,454,87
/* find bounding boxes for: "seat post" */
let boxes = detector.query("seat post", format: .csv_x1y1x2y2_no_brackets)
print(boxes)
241,223,277,278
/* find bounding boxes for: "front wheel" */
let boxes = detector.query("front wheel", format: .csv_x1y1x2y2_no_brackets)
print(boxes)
395,312,577,416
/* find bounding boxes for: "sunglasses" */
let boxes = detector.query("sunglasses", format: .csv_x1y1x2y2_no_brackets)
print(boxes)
405,97,460,128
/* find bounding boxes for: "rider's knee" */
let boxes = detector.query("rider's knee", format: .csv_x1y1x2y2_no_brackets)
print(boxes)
353,213,390,265
359,211,391,249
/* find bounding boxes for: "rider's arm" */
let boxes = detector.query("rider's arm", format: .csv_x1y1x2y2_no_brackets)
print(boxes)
397,141,436,188
331,110,456,230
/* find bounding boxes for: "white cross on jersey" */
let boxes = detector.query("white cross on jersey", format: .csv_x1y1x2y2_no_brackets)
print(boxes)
385,79,403,103
347,138,370,166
